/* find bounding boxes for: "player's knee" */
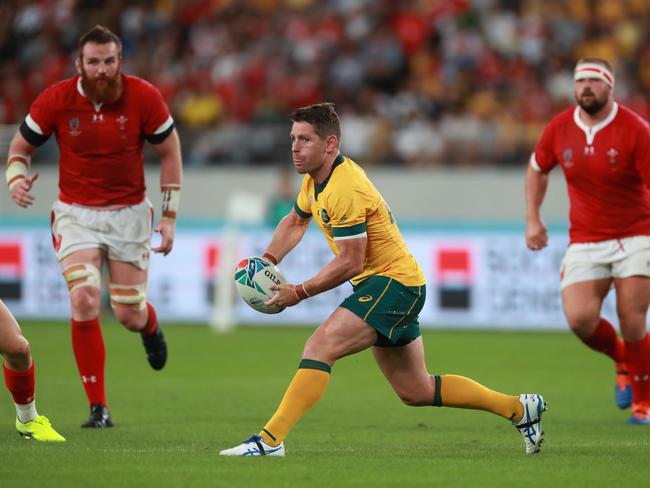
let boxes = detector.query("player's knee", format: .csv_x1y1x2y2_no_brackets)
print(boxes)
564,310,599,338
70,287,101,317
110,304,145,331
109,283,148,331
64,263,102,316
3,336,31,370
398,393,421,407
303,331,335,362
618,311,647,342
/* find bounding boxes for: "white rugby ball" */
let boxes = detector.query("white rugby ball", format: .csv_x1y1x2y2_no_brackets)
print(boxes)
234,256,287,314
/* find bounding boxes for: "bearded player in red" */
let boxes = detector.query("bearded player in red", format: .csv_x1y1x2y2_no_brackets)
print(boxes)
526,58,650,425
5,26,182,428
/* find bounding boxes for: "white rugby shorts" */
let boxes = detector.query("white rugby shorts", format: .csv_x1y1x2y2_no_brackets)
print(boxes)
51,199,154,270
560,236,650,289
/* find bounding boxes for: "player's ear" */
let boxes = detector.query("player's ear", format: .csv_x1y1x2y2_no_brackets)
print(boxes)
75,57,82,74
325,135,338,153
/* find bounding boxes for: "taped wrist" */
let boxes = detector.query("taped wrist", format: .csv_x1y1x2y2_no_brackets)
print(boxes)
262,251,278,265
6,154,30,190
294,283,311,301
161,184,180,221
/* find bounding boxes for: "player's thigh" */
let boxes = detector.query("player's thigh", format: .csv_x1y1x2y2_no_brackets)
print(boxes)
0,300,28,356
303,307,377,364
561,278,611,331
108,260,148,285
60,247,105,270
105,200,153,270
372,337,434,400
614,276,650,340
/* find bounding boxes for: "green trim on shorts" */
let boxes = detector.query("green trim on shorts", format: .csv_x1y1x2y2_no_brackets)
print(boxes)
363,278,393,322
299,359,331,373
387,285,423,340
340,276,426,347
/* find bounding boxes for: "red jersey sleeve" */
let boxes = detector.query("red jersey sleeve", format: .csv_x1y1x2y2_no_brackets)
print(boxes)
532,121,558,174
633,121,650,189
140,80,174,144
21,85,58,146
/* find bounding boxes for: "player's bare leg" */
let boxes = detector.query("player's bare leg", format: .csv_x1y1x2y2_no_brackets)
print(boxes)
562,279,611,340
61,248,112,428
1,300,65,441
372,337,544,454
220,308,377,456
562,278,631,409
614,276,650,424
108,261,167,370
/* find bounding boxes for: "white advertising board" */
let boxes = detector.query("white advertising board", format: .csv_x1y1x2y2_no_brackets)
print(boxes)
0,225,621,329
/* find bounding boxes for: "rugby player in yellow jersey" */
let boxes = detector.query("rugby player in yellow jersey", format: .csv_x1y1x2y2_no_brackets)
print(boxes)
220,103,546,457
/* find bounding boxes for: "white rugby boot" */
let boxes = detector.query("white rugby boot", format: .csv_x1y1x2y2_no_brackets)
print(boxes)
513,393,547,454
219,434,285,457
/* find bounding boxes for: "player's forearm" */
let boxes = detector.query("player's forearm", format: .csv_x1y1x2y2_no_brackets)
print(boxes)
7,132,37,162
265,213,309,263
6,133,37,190
158,130,182,186
154,130,182,221
302,254,362,297
525,165,548,221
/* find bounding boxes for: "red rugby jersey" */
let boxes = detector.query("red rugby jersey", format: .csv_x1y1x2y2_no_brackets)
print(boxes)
532,103,650,243
21,75,173,206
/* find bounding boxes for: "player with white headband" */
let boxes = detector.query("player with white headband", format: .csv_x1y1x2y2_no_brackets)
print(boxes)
525,57,650,425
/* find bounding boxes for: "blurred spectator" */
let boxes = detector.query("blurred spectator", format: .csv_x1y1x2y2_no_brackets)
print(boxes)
0,0,648,166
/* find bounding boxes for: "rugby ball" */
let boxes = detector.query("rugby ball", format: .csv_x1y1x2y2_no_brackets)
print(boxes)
234,256,287,314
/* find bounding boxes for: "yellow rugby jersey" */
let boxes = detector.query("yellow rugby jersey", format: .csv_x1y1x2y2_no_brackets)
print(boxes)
294,154,425,287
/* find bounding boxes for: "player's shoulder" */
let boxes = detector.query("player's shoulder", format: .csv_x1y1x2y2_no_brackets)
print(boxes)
616,104,650,131
545,106,575,131
123,74,162,97
329,155,376,199
34,76,78,104
334,155,368,184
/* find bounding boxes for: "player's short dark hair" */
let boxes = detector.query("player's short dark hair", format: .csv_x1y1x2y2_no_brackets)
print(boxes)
576,57,614,74
290,103,341,142
79,25,122,58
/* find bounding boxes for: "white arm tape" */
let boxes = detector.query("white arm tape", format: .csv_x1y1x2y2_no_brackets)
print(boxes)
6,154,31,190
161,184,181,220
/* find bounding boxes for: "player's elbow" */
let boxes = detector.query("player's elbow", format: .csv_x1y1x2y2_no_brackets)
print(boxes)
342,257,364,278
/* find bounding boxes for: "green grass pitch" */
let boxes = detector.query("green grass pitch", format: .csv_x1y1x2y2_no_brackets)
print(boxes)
1,321,648,487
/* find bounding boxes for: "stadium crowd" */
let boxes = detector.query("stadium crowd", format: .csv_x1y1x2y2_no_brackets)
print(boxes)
1,0,649,166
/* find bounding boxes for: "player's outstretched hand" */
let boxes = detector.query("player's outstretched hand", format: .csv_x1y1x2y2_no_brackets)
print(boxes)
10,172,39,208
265,283,301,308
525,218,548,251
153,219,175,255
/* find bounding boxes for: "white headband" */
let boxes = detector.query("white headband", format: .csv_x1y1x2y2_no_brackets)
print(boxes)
574,63,614,87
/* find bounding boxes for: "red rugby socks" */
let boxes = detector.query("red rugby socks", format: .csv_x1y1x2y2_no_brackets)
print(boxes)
71,318,107,407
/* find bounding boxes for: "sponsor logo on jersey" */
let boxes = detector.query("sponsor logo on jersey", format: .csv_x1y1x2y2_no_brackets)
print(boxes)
319,208,330,224
562,148,574,168
607,148,618,165
68,117,81,136
92,113,104,123
117,115,128,131
358,295,373,302
584,145,595,155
